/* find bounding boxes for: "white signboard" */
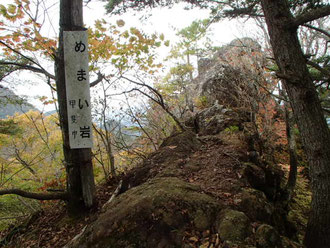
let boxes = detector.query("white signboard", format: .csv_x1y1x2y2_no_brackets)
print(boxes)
63,31,93,149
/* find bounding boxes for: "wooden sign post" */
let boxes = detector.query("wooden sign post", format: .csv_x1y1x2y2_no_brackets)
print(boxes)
56,0,95,215
63,31,93,149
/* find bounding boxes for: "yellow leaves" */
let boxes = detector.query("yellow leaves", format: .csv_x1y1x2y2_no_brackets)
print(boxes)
86,18,167,74
0,2,24,22
130,27,138,35
0,4,7,15
38,96,57,106
23,20,32,25
0,1,58,58
0,110,64,191
94,19,106,32
122,30,129,38
7,4,17,15
116,19,125,27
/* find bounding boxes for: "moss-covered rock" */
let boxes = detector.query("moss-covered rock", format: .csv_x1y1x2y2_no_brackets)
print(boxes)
65,177,221,248
218,209,252,242
194,103,244,135
256,224,282,248
242,162,266,189
159,131,201,153
236,188,274,223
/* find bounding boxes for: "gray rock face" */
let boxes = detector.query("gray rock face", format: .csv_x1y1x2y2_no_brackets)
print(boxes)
195,103,240,135
191,37,262,110
185,102,248,135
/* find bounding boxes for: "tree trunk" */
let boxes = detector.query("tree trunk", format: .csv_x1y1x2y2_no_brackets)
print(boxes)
260,1,330,247
105,131,116,178
55,0,95,215
284,97,298,201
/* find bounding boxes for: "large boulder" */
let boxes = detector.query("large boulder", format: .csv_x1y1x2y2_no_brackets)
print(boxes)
159,130,201,153
235,188,274,224
199,64,249,108
193,39,262,109
66,177,221,248
242,162,266,190
256,224,282,248
218,209,252,242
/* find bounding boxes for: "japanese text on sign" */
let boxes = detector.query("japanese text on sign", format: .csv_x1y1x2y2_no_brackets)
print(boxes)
63,31,93,149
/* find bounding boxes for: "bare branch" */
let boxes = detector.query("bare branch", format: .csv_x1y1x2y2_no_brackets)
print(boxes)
0,41,53,75
0,61,56,91
120,76,186,131
291,5,330,28
102,179,123,209
124,94,158,150
0,188,68,200
303,24,330,38
89,71,104,87
0,61,55,79
0,41,56,90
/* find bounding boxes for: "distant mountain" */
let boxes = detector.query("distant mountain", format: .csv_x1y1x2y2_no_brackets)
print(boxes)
0,85,37,119
44,109,57,116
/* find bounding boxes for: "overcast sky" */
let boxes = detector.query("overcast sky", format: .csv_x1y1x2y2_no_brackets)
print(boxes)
1,0,258,112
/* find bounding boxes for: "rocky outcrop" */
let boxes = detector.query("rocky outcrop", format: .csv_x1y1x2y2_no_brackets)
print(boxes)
64,129,299,248
185,102,249,135
191,38,262,110
66,177,220,248
63,38,301,248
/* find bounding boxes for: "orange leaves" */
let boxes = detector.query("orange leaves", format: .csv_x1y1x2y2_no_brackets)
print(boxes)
88,18,166,75
0,1,57,59
38,96,57,105
7,4,17,15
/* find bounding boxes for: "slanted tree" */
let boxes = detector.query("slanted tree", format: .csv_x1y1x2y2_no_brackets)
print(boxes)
105,0,330,246
0,0,169,215
0,0,96,215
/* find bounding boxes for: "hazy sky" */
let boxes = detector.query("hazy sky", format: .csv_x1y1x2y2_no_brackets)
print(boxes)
1,0,258,112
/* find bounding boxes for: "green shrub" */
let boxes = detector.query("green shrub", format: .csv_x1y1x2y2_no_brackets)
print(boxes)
224,125,239,133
